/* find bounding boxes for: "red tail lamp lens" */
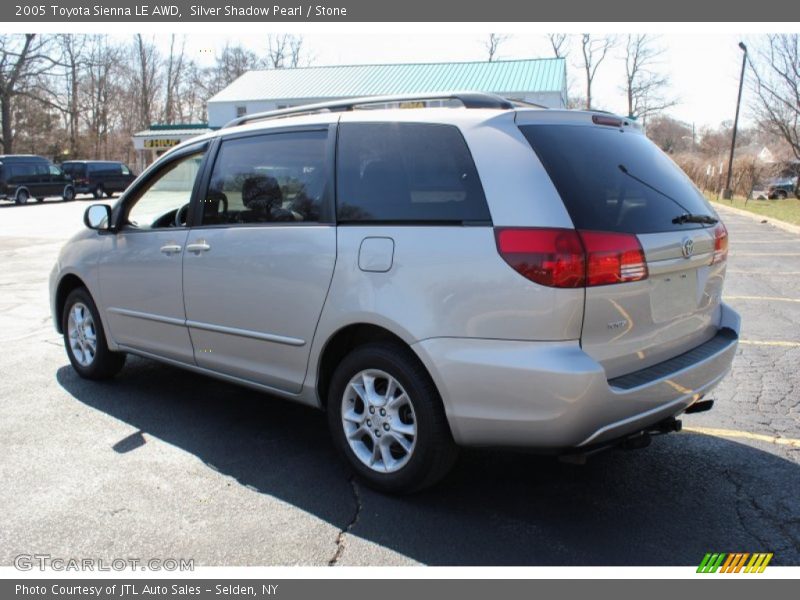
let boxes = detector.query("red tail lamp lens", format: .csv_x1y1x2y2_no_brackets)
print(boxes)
712,223,728,264
495,228,648,288
579,230,648,286
495,228,585,288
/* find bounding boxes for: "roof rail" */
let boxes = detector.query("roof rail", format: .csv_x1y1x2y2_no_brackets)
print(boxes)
222,92,516,129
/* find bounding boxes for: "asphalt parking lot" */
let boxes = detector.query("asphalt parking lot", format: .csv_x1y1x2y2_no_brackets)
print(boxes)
0,197,798,567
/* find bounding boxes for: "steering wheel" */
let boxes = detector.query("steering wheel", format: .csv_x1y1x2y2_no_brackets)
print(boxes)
174,203,190,227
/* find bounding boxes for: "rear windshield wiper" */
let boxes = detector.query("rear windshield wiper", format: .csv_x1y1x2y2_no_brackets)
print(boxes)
617,164,716,225
672,213,718,225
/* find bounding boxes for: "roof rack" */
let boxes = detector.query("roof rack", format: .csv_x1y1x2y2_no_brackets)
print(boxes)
222,92,518,129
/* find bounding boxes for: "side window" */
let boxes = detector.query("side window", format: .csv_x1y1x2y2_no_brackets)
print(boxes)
48,165,61,176
10,165,35,182
125,152,204,230
336,123,490,223
121,164,131,176
202,130,327,225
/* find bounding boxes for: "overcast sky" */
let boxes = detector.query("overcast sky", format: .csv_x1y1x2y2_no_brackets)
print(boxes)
152,32,754,129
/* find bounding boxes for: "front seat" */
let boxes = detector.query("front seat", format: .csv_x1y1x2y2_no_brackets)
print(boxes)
240,175,283,222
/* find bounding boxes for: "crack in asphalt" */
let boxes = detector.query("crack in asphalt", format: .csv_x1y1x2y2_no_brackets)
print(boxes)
328,476,362,566
722,469,774,550
722,468,799,556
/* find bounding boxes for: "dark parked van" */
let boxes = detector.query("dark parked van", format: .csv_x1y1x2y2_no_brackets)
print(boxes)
0,155,75,204
61,160,137,199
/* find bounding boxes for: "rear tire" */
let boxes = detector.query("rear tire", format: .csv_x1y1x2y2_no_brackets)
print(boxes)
62,287,125,380
326,342,458,493
15,189,29,205
93,184,104,199
777,190,788,200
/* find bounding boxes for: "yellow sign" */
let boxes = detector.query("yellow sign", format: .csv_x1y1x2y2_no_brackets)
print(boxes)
144,138,181,149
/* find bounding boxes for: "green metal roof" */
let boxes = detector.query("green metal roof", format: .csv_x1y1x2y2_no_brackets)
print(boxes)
133,127,212,137
208,58,566,103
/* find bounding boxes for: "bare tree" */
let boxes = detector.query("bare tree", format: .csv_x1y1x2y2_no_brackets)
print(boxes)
54,34,88,157
163,34,187,124
546,34,569,59
579,34,614,110
647,115,694,153
131,34,161,129
749,34,800,162
485,34,509,63
197,43,261,98
621,34,676,126
82,35,121,158
0,34,63,153
266,34,306,69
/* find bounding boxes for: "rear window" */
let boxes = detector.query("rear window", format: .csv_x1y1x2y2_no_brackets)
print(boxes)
336,123,490,223
519,125,716,233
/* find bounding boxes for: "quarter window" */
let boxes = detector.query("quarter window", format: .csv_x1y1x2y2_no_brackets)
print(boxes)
336,123,490,223
201,130,327,225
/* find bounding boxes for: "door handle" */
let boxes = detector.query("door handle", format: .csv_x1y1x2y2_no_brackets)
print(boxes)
160,243,182,255
186,240,211,254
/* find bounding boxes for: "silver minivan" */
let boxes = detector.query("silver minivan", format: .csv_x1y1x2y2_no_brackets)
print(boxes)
50,93,740,492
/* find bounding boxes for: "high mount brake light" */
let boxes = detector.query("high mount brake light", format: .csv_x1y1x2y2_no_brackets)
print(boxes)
495,228,648,288
592,115,624,127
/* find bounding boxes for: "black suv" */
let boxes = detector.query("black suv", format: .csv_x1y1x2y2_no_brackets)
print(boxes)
61,160,137,199
0,155,75,204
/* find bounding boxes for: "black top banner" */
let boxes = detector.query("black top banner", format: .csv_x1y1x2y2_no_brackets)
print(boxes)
4,0,799,22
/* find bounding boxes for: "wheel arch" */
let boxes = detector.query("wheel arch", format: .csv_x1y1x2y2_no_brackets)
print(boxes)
54,273,89,333
315,322,432,410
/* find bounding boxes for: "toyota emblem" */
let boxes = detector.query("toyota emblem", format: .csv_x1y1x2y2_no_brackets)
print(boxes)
682,237,694,258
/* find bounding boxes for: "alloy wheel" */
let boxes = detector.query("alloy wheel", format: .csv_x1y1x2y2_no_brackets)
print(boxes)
340,369,417,473
67,302,98,367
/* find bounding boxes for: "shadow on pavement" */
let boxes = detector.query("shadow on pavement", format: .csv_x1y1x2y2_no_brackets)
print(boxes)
57,356,800,566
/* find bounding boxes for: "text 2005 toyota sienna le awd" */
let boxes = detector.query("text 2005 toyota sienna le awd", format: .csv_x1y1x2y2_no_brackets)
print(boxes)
50,93,740,492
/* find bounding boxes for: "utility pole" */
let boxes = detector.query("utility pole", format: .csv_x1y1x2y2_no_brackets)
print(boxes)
723,42,747,200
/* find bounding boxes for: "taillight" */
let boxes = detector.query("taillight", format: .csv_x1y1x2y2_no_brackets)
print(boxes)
495,228,648,288
580,230,648,286
495,228,585,288
711,223,728,264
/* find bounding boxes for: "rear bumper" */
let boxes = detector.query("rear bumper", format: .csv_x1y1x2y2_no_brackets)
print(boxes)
412,303,740,449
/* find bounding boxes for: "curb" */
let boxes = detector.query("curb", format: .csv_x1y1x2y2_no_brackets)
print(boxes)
710,200,800,236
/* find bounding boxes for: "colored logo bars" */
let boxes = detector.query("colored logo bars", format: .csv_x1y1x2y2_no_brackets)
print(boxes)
697,552,773,573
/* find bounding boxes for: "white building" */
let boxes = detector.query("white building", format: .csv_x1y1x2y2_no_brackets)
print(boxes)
206,58,568,128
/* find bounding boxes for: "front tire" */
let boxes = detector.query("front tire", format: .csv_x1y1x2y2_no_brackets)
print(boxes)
15,189,29,205
62,185,75,202
62,287,125,379
327,342,458,493
93,184,104,199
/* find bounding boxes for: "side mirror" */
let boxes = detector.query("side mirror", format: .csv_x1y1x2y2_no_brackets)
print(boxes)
84,204,112,231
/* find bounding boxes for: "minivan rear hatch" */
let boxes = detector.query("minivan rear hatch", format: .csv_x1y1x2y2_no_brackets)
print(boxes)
518,119,727,379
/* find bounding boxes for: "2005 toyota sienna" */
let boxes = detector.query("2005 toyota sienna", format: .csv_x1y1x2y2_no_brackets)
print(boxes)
50,93,740,492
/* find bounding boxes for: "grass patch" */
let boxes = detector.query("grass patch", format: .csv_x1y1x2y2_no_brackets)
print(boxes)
705,192,800,226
